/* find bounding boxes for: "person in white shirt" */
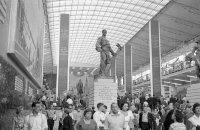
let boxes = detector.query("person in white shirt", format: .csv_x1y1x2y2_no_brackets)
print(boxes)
93,103,106,130
24,102,48,130
67,97,73,105
42,95,47,101
145,94,149,101
169,109,186,130
135,96,140,111
103,105,109,116
104,103,126,130
189,103,200,130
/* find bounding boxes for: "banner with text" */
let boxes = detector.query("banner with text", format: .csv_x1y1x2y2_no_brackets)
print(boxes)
58,14,69,97
7,0,44,86
125,44,132,94
149,20,162,97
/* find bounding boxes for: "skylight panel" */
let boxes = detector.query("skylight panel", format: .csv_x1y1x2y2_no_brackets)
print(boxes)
45,0,170,66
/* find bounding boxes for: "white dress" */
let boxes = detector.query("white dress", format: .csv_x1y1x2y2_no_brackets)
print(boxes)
124,110,134,130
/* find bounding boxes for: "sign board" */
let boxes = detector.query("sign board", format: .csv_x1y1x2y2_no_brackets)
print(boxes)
125,44,132,93
57,14,69,97
93,78,117,111
7,0,44,86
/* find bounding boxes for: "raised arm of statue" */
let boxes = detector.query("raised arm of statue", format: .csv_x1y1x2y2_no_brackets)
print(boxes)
109,46,116,57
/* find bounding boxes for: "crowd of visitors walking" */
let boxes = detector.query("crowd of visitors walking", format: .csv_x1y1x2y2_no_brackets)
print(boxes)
9,92,200,130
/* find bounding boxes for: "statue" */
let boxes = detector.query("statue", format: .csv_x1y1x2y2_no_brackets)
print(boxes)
96,29,122,77
76,79,83,97
185,41,200,78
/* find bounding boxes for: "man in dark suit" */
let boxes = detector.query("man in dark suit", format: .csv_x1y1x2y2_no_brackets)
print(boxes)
169,95,176,104
139,106,157,130
147,95,153,110
140,96,146,110
63,105,74,130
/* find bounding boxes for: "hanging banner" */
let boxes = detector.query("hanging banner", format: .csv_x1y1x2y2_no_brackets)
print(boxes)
58,14,69,97
125,44,132,94
149,20,162,97
7,0,44,86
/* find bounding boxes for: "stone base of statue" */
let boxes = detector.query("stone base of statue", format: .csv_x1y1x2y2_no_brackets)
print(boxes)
88,76,118,111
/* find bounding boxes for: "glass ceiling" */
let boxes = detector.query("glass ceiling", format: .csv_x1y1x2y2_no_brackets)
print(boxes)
45,0,170,67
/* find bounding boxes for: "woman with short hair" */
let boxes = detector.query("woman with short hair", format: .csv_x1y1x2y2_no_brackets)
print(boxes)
75,108,98,130
130,104,139,130
121,102,134,130
189,103,200,130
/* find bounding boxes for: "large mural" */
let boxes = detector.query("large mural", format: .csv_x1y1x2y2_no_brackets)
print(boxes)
7,0,44,85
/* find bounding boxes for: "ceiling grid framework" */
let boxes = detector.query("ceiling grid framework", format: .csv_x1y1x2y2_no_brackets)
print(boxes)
45,0,170,67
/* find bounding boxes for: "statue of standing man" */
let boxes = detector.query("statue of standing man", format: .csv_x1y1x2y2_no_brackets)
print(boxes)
76,79,83,97
96,29,122,77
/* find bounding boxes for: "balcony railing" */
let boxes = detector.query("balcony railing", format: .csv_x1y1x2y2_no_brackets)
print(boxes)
133,60,195,85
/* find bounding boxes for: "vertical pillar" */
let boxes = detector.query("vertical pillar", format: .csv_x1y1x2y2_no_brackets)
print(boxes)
149,20,162,97
117,76,121,86
124,44,132,94
57,14,70,98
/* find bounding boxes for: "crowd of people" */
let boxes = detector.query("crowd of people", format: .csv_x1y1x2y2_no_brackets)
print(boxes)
10,92,200,130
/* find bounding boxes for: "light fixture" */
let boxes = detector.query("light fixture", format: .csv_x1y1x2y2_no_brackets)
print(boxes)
187,75,197,78
163,81,171,84
174,78,191,82
171,83,182,86
162,85,172,88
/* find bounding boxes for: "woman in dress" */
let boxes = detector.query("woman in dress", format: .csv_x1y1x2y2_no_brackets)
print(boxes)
12,106,25,130
121,102,134,130
130,104,139,130
75,108,98,130
189,103,200,130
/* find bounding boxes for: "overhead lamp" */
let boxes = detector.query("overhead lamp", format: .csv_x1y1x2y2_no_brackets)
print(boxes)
187,75,197,78
163,81,171,84
174,78,191,82
162,85,172,88
171,83,182,86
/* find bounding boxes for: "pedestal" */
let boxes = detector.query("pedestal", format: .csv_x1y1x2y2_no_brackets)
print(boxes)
89,77,118,111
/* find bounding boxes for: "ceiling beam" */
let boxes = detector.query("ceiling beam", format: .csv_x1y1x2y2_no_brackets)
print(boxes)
132,48,150,55
130,42,149,47
139,29,183,43
162,13,200,28
173,1,200,12
132,44,149,50
163,79,185,85
160,25,193,36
